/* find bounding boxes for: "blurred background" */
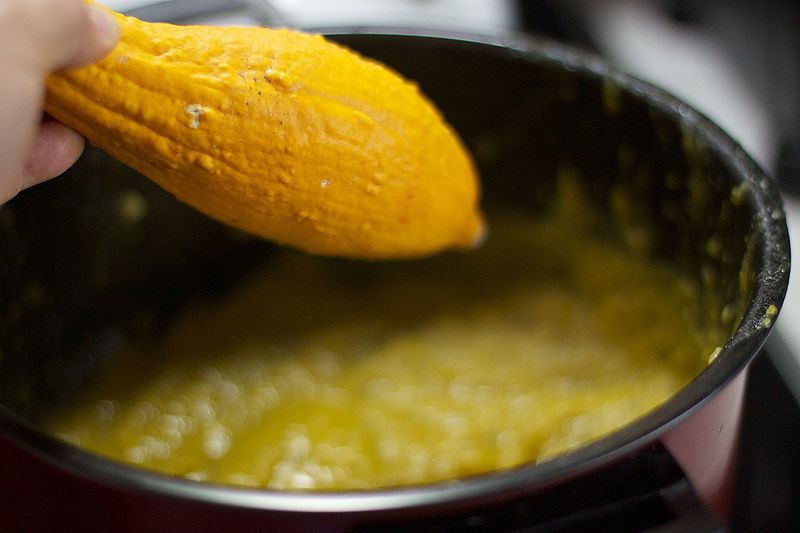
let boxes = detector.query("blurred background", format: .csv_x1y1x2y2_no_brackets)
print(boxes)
102,0,799,360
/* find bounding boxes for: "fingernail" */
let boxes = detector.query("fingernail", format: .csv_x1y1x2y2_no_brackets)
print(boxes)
88,5,120,51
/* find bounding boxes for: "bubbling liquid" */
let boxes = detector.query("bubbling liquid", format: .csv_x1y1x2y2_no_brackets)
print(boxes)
49,204,719,490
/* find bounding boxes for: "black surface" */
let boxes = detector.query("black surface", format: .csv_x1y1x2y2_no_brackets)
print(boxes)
731,337,800,531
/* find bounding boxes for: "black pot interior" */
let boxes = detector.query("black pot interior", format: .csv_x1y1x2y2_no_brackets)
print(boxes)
0,32,788,481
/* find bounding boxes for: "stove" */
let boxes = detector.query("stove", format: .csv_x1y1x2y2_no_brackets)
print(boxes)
38,1,800,530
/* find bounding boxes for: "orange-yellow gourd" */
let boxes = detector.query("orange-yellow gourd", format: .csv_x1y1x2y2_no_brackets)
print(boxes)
44,4,483,259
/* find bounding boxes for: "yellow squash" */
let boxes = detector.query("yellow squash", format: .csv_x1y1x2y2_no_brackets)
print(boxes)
45,4,483,259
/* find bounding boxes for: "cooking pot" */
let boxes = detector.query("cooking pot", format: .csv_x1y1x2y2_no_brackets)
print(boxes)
0,28,790,532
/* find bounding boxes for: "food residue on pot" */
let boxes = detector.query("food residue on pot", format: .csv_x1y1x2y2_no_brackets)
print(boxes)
48,175,725,491
759,304,779,329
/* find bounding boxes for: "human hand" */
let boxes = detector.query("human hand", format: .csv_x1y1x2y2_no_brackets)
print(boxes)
0,0,119,204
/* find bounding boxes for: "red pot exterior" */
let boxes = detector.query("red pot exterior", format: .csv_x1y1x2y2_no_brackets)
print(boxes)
662,367,749,521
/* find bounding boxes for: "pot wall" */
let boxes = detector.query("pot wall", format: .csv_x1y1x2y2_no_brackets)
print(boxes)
0,30,789,530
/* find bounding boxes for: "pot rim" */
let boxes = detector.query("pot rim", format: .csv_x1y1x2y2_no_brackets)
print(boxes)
0,27,791,514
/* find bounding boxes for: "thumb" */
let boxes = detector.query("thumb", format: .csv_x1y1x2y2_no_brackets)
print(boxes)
0,0,119,76
61,3,120,70
0,1,118,203
37,1,120,73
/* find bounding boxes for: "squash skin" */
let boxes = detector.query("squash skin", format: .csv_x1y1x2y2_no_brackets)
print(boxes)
44,8,483,259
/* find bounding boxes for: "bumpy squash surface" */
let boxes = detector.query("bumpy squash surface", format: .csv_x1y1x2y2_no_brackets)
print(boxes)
44,4,483,259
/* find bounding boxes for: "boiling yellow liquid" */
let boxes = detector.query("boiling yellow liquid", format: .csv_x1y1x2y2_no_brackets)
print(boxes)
49,201,718,490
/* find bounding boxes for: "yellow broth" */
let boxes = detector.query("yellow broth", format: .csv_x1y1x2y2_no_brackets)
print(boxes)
49,189,720,490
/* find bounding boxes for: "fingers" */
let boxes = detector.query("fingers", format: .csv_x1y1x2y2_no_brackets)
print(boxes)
23,120,86,190
0,0,119,74
0,68,44,204
0,0,119,203
61,4,120,70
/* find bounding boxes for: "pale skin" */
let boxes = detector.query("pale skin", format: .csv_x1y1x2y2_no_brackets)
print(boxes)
0,0,118,204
